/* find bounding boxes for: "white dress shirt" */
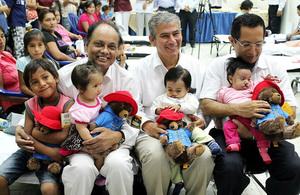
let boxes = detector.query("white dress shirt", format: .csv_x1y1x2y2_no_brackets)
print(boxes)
177,0,200,13
268,0,286,11
129,50,206,138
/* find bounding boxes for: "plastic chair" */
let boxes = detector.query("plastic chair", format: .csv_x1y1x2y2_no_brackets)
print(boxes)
68,13,87,36
45,51,74,67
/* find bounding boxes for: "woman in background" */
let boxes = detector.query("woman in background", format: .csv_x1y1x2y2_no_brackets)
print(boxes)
78,0,98,36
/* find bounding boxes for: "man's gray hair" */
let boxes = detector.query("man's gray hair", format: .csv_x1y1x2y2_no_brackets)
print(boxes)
148,11,181,39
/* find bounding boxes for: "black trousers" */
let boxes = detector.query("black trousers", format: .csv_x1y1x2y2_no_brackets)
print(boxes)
179,9,197,45
210,128,300,195
268,5,281,34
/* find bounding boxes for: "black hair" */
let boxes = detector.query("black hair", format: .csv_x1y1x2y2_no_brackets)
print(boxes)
240,0,253,10
297,4,300,10
38,8,56,22
226,57,253,84
93,0,102,7
83,0,95,12
85,20,122,47
0,25,4,34
164,66,196,94
102,5,110,12
231,13,265,40
24,29,47,56
71,61,103,91
23,58,59,88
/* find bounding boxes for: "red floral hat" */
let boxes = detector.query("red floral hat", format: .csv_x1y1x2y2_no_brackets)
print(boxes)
104,91,138,116
34,106,62,130
156,109,184,124
252,80,285,106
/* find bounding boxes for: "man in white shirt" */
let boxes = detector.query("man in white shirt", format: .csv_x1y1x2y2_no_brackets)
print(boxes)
130,11,214,195
177,0,200,47
264,0,286,34
201,14,300,194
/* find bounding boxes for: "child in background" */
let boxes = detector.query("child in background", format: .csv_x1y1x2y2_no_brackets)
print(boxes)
115,36,128,69
17,29,59,96
94,0,102,20
150,66,222,156
54,9,82,45
60,63,104,170
101,5,113,21
217,57,271,164
0,58,73,195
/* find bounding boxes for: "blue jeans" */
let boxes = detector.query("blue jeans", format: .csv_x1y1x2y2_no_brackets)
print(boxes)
0,149,60,185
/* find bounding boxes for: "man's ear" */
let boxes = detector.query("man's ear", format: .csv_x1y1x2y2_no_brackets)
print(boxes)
149,35,156,47
228,36,235,47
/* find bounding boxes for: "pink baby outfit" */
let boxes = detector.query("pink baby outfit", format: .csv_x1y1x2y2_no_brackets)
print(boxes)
217,82,270,148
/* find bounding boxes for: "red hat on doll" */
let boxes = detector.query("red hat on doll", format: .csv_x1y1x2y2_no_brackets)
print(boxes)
34,106,62,130
156,109,184,124
104,91,138,116
252,80,285,106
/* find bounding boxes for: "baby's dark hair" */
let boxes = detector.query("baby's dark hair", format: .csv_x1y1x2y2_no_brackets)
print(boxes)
102,5,110,12
24,29,47,56
226,57,253,83
23,58,59,88
71,61,103,91
164,66,196,94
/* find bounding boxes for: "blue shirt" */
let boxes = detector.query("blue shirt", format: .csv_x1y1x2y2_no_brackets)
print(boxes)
6,0,26,27
101,12,113,20
0,0,8,34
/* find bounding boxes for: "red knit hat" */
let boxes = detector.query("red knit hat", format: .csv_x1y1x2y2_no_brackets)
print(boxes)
104,91,138,116
252,80,285,106
34,106,62,130
156,109,184,124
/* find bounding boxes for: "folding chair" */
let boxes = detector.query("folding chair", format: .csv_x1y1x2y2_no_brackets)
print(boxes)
0,88,32,102
68,13,87,36
210,34,233,57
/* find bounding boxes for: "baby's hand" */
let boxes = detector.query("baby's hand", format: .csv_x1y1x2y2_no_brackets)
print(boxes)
168,104,181,112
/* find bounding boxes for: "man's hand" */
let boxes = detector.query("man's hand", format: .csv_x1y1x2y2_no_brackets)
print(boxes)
277,11,282,17
83,127,121,154
15,125,35,153
236,100,271,118
142,121,167,139
233,119,253,139
187,114,205,129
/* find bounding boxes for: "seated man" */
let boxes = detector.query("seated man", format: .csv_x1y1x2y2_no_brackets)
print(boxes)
201,13,300,195
287,4,300,41
130,11,214,195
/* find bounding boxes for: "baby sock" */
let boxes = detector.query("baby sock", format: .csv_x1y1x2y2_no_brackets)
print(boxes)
207,140,222,155
226,143,241,152
259,147,272,165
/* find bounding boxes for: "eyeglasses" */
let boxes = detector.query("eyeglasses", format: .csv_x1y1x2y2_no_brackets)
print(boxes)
234,38,264,49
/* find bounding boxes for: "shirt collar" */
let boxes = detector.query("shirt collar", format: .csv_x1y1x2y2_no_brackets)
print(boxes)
252,54,268,72
152,50,182,70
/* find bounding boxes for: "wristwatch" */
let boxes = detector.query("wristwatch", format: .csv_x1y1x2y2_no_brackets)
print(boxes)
119,131,125,144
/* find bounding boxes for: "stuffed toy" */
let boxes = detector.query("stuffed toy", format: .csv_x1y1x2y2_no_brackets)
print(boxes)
27,106,62,174
251,80,300,141
61,91,138,155
158,109,205,166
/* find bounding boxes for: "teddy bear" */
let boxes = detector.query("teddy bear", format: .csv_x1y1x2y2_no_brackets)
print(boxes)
251,80,300,141
27,106,63,174
157,109,205,166
61,91,138,157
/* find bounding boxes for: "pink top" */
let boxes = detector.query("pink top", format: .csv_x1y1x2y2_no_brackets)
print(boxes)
55,24,72,44
217,82,257,104
69,96,101,124
78,13,98,36
0,51,22,111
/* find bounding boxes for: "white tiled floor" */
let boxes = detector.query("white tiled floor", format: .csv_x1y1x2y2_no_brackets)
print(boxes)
180,43,300,195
